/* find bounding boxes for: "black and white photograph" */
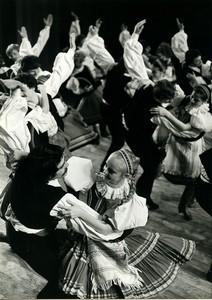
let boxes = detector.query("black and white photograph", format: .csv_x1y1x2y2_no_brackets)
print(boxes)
0,0,211,298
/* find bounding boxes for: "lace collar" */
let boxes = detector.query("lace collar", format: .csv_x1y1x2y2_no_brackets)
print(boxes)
96,173,130,202
185,102,209,116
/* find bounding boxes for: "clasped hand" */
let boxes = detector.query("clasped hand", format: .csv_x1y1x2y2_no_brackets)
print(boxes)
57,199,83,219
150,106,169,117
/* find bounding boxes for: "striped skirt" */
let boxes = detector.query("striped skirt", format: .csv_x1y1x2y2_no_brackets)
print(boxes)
59,229,195,298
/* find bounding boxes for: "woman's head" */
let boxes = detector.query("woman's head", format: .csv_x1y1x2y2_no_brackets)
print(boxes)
6,44,20,61
74,50,86,69
191,84,211,109
185,49,202,67
151,59,167,81
156,42,173,62
15,144,66,185
104,149,140,185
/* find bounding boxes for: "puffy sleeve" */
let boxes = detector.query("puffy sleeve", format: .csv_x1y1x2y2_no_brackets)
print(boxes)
64,156,95,192
190,112,212,132
123,33,149,81
171,30,189,64
44,48,75,98
0,96,31,156
119,29,131,48
83,34,115,74
50,193,123,241
32,26,50,57
151,115,201,138
25,106,58,137
19,37,34,57
106,195,148,231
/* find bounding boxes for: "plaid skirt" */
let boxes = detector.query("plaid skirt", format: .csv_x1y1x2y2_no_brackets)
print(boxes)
58,229,195,298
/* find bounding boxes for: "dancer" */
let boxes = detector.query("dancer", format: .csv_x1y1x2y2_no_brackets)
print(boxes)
195,148,212,282
3,144,68,298
150,84,212,220
51,149,196,298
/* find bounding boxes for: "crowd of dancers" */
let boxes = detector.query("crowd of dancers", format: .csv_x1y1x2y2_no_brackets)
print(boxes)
0,11,211,299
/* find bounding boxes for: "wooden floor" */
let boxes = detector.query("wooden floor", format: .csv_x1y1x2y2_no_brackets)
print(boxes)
0,137,211,299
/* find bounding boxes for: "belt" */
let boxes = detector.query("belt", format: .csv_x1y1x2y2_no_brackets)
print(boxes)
174,131,205,142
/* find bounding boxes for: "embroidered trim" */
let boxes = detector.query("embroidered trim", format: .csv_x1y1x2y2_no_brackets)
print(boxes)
118,149,133,175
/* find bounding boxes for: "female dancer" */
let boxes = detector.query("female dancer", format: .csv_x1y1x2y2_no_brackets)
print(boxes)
150,84,212,220
52,148,196,298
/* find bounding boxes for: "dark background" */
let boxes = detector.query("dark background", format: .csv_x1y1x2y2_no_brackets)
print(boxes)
0,0,211,71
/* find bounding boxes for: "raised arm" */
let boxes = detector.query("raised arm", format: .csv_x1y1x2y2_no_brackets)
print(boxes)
171,18,189,64
69,11,81,36
123,19,149,81
119,23,131,48
44,33,75,98
18,26,34,57
32,14,53,57
82,19,115,74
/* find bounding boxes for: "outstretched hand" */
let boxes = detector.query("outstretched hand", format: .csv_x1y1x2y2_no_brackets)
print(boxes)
70,11,79,21
134,19,146,35
176,18,184,30
18,26,28,38
95,18,103,29
43,14,53,27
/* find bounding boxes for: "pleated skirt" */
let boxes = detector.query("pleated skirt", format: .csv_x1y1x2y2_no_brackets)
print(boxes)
59,229,195,298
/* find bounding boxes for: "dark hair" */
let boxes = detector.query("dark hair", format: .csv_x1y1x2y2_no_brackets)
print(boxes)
156,42,173,59
185,49,201,66
139,39,150,50
194,84,212,112
153,79,176,102
13,144,64,185
10,144,64,228
15,73,37,89
75,34,86,49
20,55,41,72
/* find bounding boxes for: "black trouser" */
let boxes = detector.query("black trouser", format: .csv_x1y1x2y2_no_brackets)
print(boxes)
100,103,125,169
6,221,59,283
124,130,162,199
195,177,212,216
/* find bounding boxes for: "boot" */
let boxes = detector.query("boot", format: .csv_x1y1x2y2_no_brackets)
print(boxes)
146,197,159,210
206,263,212,283
178,185,195,221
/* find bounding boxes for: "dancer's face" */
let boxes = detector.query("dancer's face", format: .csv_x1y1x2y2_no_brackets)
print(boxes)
104,155,126,185
10,49,21,62
190,91,205,108
191,55,202,68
